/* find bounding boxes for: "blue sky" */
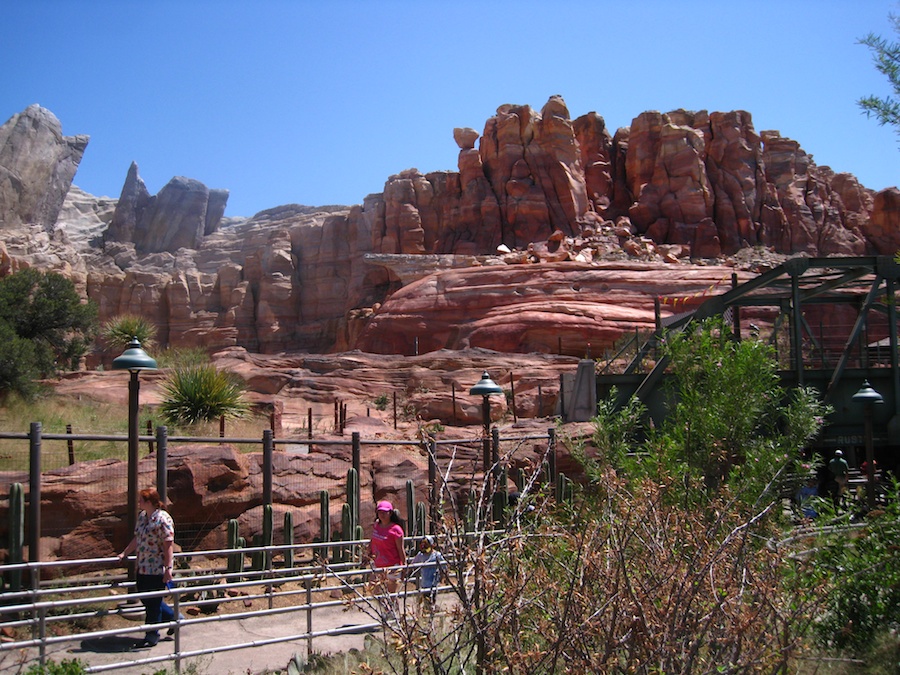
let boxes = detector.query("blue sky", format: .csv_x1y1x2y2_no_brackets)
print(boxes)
2,1,897,218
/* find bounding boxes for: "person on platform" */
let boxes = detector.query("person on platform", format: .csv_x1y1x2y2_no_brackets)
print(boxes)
118,488,174,647
369,500,405,594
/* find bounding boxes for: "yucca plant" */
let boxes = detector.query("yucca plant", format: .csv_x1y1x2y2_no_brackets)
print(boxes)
101,314,158,352
159,364,249,427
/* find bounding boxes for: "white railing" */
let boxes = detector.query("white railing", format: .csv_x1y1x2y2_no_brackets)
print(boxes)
0,537,453,674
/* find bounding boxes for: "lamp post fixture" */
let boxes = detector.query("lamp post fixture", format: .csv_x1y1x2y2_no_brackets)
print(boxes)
851,380,883,511
470,371,503,474
112,338,158,544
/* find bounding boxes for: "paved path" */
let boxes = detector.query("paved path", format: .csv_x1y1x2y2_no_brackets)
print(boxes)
4,602,382,675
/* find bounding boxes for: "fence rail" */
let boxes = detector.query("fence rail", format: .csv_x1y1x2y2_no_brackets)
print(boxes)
0,536,461,674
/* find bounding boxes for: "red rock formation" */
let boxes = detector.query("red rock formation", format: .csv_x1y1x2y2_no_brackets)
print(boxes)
354,261,753,357
2,100,897,359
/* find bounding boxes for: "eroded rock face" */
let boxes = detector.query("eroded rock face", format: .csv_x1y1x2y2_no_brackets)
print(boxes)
354,261,756,356
106,163,228,253
0,105,89,230
0,346,589,556
1,100,897,359
363,101,884,264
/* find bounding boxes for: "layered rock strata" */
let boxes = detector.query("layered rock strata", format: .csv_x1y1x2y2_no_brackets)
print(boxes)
0,100,896,359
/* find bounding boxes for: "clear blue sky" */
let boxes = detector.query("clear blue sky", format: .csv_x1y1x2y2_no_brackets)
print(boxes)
2,1,897,218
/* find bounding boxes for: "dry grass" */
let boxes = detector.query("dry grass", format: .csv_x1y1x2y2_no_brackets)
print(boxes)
0,393,274,472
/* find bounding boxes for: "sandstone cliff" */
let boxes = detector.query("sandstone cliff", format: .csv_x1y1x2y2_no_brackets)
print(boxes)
0,100,897,362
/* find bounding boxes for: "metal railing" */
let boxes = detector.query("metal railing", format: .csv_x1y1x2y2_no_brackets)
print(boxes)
0,536,458,674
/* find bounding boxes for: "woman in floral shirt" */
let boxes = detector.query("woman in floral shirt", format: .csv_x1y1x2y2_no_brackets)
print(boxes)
118,488,174,647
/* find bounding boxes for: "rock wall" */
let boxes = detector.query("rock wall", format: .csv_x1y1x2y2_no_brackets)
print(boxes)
0,100,897,359
363,99,879,261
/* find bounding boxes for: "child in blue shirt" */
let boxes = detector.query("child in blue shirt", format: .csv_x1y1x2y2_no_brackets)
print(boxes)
410,536,445,607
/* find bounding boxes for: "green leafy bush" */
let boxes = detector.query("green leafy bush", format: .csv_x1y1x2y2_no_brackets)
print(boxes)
0,268,97,399
810,480,900,653
24,658,87,674
648,317,830,505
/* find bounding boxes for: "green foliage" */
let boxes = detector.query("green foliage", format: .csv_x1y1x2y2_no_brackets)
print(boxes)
809,480,900,653
0,321,42,399
100,313,157,352
24,658,88,674
589,385,646,471
590,318,831,512
159,364,249,427
653,318,830,504
155,346,210,369
858,12,900,139
372,393,389,411
0,269,97,398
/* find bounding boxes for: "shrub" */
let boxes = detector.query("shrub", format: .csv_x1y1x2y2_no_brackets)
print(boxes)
0,268,97,398
373,393,390,411
100,314,157,352
155,346,209,369
24,658,87,674
809,480,900,653
160,365,249,427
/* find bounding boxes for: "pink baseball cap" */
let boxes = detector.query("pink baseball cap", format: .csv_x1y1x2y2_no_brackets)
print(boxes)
376,500,393,512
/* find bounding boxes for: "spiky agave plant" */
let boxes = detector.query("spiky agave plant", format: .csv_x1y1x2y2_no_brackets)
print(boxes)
101,314,158,352
160,364,249,427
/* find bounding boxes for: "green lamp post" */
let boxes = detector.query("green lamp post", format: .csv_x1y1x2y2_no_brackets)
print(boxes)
470,371,503,474
851,380,884,512
112,338,158,543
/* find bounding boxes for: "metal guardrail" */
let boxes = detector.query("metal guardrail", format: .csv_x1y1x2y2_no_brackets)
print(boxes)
0,537,457,674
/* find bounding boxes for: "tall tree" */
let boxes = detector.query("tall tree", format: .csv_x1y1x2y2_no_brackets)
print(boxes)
0,268,97,398
858,12,900,139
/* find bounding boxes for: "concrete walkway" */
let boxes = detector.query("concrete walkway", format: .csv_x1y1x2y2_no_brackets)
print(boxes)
5,601,383,675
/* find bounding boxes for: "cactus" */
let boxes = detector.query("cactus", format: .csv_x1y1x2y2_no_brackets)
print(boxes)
318,490,331,562
345,468,359,559
556,472,573,502
513,467,524,494
261,504,274,569
339,503,353,564
492,466,509,523
415,501,427,538
346,468,359,526
283,511,294,570
464,489,477,533
406,480,416,536
8,483,24,592
226,519,247,575
542,459,552,486
251,534,263,571
237,536,246,575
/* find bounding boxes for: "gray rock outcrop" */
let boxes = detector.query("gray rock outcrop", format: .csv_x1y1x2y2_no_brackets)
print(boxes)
0,104,89,229
106,162,228,253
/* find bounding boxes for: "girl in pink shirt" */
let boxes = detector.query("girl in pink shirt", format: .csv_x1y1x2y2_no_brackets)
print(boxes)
369,500,405,592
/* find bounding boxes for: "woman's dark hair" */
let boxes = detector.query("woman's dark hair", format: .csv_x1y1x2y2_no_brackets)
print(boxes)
390,509,405,531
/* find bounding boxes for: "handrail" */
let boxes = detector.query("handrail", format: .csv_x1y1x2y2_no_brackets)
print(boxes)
0,536,462,674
